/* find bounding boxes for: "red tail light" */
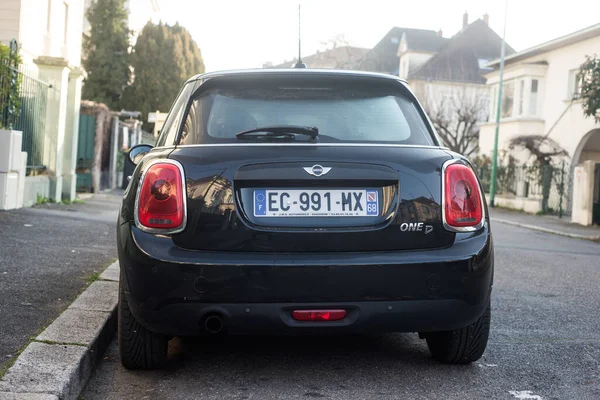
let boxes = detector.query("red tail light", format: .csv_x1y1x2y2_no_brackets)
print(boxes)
135,160,186,233
443,161,484,231
292,310,347,322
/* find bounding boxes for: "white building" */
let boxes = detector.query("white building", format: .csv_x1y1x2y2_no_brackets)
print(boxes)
407,13,512,158
479,23,600,223
0,0,85,203
356,26,447,76
1,0,83,66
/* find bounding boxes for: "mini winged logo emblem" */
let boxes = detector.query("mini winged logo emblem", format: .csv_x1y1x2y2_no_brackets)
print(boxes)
303,164,332,177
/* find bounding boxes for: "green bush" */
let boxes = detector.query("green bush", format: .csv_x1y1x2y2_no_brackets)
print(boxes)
580,55,600,123
0,41,22,129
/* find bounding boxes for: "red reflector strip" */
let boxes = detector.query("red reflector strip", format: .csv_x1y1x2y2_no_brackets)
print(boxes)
292,310,347,322
147,218,173,225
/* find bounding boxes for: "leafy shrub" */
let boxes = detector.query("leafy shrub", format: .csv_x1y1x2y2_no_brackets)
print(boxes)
0,41,22,129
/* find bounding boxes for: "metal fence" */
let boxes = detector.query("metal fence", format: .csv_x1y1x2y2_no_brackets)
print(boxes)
0,40,53,174
477,161,573,217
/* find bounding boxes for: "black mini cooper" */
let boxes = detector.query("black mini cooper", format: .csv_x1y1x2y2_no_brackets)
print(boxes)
117,69,493,369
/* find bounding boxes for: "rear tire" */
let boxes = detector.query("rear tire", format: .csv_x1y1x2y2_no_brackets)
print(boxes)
118,280,168,369
425,302,490,364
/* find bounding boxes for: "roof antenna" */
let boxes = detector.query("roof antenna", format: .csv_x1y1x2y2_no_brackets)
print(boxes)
294,4,307,68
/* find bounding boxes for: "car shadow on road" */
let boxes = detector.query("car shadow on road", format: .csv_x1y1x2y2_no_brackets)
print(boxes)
85,333,491,400
164,333,446,371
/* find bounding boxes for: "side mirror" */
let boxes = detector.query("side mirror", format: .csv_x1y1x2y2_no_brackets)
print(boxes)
128,144,153,165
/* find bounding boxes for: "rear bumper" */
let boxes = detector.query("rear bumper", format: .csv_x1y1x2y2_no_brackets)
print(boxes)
117,221,494,336
129,300,488,336
125,299,486,336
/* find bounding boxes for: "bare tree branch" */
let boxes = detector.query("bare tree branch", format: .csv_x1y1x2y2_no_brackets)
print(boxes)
508,135,568,165
423,85,486,156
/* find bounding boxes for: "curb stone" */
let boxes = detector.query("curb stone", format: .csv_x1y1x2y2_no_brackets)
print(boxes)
0,394,59,400
0,261,119,400
98,262,119,282
491,218,600,242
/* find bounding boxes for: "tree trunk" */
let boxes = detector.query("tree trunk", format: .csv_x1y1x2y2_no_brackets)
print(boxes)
541,164,553,213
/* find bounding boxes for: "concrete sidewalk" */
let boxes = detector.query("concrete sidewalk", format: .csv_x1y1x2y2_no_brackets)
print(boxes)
0,190,121,374
0,262,119,400
489,207,600,241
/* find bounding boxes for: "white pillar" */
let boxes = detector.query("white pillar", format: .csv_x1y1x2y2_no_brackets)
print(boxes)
130,125,137,147
571,160,595,226
122,126,129,148
523,79,532,117
0,130,23,210
136,121,142,144
34,57,71,202
61,67,84,201
109,116,119,189
17,151,27,208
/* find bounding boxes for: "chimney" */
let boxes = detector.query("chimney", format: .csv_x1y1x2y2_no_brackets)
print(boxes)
463,11,469,29
483,13,489,25
437,29,443,37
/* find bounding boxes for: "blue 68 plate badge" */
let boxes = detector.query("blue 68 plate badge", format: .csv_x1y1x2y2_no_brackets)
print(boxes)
365,190,378,216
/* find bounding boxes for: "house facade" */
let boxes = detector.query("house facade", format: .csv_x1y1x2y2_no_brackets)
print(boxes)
1,0,85,204
357,26,447,76
397,28,447,80
407,14,513,157
1,0,83,66
478,24,600,222
480,24,600,165
344,13,509,158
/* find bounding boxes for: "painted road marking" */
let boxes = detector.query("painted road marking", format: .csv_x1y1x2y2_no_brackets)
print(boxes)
476,362,498,368
509,390,544,400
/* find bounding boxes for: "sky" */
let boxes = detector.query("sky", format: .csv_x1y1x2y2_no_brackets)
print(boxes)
128,0,600,72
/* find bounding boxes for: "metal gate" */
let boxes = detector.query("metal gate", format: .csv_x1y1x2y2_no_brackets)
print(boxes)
76,111,96,192
1,39,53,174
593,163,600,225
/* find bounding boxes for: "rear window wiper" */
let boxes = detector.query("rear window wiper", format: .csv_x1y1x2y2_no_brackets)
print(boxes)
235,125,319,140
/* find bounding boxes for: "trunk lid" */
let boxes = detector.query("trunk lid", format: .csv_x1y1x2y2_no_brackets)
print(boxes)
169,144,455,252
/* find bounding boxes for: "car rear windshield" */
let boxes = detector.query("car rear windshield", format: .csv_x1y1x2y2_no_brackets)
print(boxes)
177,75,434,146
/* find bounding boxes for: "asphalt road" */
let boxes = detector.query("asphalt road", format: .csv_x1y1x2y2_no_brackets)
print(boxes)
0,192,121,372
82,222,600,400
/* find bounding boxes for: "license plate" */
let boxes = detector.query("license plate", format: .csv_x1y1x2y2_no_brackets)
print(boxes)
253,189,379,217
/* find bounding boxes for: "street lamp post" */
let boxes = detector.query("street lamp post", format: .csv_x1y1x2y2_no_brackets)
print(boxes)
489,0,509,208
